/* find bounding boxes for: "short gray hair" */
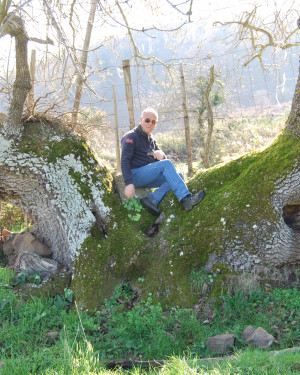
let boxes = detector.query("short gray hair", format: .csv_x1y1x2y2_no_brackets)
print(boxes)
141,107,158,120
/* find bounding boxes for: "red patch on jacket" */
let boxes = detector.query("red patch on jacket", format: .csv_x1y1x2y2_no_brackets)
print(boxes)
125,138,134,144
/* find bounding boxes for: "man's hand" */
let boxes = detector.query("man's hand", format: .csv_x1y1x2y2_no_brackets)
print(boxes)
124,184,135,199
153,150,165,161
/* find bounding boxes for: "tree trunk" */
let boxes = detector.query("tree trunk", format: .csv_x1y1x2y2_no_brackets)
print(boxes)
284,62,300,138
0,122,112,266
2,14,31,138
72,0,97,123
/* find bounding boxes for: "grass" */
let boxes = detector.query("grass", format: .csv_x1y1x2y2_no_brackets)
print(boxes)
0,265,299,374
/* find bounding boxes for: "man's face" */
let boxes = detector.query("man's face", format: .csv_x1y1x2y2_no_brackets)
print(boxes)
140,112,157,135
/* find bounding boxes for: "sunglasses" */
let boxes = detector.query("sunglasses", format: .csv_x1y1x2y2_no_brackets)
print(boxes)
144,118,157,125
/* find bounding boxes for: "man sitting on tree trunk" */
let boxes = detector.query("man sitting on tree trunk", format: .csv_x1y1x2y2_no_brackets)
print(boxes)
121,107,205,216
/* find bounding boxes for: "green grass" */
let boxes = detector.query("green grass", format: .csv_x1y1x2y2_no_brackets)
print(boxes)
0,266,299,374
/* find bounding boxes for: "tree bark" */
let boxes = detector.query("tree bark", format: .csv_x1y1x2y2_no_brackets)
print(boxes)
72,0,97,123
284,59,300,138
0,123,112,266
1,14,31,138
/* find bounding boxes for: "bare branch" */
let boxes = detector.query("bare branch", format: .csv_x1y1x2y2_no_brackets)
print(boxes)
214,5,300,68
115,0,176,74
43,0,97,96
28,36,54,45
99,0,189,33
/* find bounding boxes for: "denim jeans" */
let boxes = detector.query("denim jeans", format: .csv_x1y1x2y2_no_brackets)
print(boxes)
131,159,190,204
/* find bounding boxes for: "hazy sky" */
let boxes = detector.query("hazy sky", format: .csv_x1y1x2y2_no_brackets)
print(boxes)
0,0,298,72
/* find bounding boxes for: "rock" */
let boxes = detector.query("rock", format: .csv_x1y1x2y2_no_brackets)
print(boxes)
0,228,12,243
2,234,17,256
13,232,52,258
19,251,58,274
243,326,274,349
242,325,256,340
113,172,152,202
206,333,235,354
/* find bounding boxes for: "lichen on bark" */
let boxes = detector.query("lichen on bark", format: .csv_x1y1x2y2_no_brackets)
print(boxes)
0,120,113,266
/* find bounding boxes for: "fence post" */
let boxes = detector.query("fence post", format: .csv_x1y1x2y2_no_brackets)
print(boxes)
179,63,193,177
203,65,215,169
122,59,135,130
113,85,121,172
27,49,36,115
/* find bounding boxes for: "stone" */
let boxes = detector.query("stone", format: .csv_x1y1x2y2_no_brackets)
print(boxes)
113,172,152,202
0,228,12,243
206,333,235,354
13,232,52,258
2,234,17,256
18,251,58,274
242,325,256,340
243,326,274,349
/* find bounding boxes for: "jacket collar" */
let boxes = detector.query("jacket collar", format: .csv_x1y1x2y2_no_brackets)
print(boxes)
137,124,151,138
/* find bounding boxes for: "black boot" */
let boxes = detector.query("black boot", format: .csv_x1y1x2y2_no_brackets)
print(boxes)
140,196,161,216
181,190,205,211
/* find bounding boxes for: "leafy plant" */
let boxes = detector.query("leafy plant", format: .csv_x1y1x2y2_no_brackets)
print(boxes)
15,270,43,286
54,288,74,309
122,199,143,222
64,288,73,303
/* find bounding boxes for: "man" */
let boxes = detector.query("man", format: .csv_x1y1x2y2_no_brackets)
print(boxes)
121,107,205,216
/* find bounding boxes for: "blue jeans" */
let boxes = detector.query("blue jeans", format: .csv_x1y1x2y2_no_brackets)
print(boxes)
132,159,190,204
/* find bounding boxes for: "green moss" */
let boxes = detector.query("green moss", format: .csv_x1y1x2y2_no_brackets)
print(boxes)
166,134,300,260
68,168,93,201
18,120,98,170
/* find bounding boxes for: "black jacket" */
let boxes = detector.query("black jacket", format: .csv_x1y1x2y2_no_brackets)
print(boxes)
121,125,162,186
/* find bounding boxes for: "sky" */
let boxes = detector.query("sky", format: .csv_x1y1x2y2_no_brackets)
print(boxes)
0,0,298,111
1,0,298,62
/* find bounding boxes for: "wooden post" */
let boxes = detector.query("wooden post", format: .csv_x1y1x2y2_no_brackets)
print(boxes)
203,65,215,169
179,63,193,177
113,85,121,172
24,213,28,228
27,49,36,115
122,59,135,130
